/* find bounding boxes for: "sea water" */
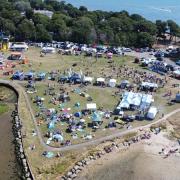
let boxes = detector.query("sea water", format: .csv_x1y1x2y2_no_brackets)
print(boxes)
64,0,180,24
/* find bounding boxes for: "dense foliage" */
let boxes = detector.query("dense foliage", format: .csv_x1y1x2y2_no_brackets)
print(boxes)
0,0,179,47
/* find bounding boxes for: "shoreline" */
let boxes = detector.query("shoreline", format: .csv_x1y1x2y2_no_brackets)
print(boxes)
77,139,180,180
0,110,20,180
0,84,34,179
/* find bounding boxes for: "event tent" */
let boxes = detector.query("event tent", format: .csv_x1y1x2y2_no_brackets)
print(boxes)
86,103,97,110
96,77,105,82
83,76,93,83
147,106,158,120
117,92,154,110
109,79,116,87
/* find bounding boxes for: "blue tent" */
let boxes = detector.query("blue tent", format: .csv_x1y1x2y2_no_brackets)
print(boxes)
74,112,82,118
69,73,82,83
37,72,46,80
91,112,102,122
12,71,24,80
75,102,80,107
53,134,64,141
48,121,55,129
51,115,57,121
24,71,35,80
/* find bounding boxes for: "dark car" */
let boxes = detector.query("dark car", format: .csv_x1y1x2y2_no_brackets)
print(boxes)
166,64,174,71
122,115,135,122
175,60,180,66
156,57,164,61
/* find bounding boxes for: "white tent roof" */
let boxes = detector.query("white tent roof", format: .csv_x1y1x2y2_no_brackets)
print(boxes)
131,93,142,106
86,103,97,110
117,91,154,109
141,82,158,88
147,106,158,119
120,80,129,85
109,79,116,83
83,76,93,82
97,78,105,82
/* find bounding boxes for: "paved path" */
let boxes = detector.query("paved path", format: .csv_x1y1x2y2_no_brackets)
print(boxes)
0,80,179,152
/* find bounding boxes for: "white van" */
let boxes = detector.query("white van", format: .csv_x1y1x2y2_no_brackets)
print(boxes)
10,42,29,51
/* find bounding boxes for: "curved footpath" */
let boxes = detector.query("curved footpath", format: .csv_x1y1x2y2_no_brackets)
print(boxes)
0,79,179,152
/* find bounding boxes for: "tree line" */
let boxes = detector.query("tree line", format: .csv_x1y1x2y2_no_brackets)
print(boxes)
0,0,180,47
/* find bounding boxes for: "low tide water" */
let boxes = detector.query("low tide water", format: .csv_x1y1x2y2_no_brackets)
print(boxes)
0,86,20,180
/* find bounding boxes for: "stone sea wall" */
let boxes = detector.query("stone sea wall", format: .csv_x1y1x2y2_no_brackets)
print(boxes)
0,81,34,180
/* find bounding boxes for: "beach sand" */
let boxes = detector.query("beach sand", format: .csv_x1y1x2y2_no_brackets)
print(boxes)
77,133,180,180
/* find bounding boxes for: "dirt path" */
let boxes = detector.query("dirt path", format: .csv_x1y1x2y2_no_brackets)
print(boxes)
0,80,179,152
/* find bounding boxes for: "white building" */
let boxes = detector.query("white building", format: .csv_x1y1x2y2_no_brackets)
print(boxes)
34,10,53,18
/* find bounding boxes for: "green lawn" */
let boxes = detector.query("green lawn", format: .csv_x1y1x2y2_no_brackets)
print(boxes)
0,104,8,115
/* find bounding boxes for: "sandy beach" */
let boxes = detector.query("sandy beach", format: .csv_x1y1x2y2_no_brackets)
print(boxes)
77,132,180,180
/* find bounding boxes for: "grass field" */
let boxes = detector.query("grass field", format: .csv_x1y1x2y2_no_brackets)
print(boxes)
0,47,179,179
0,104,8,114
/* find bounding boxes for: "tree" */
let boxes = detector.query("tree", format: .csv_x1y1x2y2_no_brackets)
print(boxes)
167,20,179,42
71,17,94,43
134,20,157,35
156,20,167,37
35,24,52,42
131,14,144,21
49,14,68,41
14,1,31,12
32,13,50,28
137,32,155,47
16,19,35,41
26,9,34,20
0,17,16,35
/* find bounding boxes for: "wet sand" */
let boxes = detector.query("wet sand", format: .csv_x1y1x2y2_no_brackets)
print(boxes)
0,112,20,180
0,86,20,179
78,134,180,180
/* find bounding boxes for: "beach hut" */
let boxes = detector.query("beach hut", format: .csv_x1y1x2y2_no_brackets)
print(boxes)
147,106,158,120
109,79,116,87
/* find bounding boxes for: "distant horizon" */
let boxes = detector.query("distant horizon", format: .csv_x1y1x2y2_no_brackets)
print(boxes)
64,0,180,24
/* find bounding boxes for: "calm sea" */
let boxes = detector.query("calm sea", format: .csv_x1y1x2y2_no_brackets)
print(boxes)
64,0,180,24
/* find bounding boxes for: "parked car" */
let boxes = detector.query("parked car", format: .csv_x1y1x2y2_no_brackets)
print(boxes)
175,60,180,66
